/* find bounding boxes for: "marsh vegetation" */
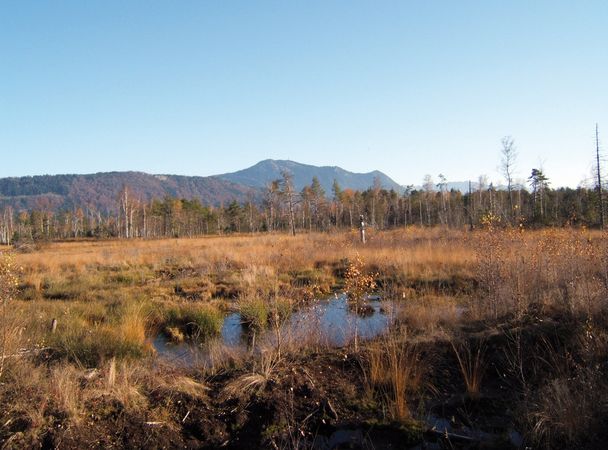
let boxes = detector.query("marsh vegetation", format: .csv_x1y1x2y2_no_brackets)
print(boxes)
1,226,608,449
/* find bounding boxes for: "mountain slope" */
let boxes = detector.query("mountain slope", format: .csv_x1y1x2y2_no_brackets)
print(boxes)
0,172,257,212
0,160,404,212
218,159,403,194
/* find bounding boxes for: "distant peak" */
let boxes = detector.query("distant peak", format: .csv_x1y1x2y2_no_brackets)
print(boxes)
218,159,403,194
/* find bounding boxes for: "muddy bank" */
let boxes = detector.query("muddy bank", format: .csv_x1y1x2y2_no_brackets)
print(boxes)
6,306,608,449
2,333,530,450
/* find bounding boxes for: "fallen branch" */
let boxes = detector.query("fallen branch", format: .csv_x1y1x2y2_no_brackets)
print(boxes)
425,428,479,444
0,347,52,360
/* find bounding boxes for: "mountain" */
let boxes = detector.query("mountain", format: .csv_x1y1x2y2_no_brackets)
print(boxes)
0,160,404,213
218,159,403,194
0,172,257,213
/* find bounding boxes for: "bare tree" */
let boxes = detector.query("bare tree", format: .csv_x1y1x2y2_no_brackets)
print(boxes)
423,174,434,226
596,124,605,229
403,185,414,227
477,174,488,211
246,193,256,233
119,185,134,238
370,176,382,227
437,174,448,225
265,180,281,232
280,171,297,236
0,208,13,245
500,136,518,222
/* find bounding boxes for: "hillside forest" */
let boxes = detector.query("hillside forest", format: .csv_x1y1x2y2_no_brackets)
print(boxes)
0,168,604,244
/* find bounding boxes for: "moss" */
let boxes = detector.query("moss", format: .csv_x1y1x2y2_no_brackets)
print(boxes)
261,422,289,440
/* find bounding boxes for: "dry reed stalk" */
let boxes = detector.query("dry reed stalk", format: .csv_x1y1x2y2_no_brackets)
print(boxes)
222,349,280,400
450,339,486,399
365,329,424,422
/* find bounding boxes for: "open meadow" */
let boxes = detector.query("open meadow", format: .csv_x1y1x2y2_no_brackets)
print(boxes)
1,227,608,449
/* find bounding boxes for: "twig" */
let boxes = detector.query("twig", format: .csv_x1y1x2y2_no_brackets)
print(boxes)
0,347,52,360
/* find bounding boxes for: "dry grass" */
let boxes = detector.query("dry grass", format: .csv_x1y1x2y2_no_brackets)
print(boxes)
50,364,84,421
450,338,486,399
398,294,462,338
2,227,608,447
0,356,153,442
200,339,248,374
532,376,595,446
101,358,148,411
119,301,147,344
222,349,280,400
7,227,608,372
365,328,425,421
471,227,608,319
7,228,608,333
12,228,475,289
520,323,608,448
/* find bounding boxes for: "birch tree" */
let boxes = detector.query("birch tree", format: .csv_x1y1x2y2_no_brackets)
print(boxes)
280,171,297,236
500,136,517,222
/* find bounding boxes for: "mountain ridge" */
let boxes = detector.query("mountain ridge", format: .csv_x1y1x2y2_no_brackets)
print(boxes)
0,171,257,213
218,159,403,194
0,160,404,213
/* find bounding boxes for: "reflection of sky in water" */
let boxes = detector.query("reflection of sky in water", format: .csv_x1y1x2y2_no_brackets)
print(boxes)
221,312,244,346
292,295,390,346
152,333,199,367
154,294,393,365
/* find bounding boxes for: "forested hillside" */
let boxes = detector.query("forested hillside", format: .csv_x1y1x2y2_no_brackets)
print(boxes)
0,169,603,244
0,172,257,213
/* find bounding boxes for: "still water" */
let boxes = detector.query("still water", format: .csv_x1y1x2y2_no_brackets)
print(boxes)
153,294,395,366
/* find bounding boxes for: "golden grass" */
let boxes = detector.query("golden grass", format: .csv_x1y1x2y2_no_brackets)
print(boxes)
222,349,279,400
397,294,462,337
12,228,475,285
201,339,248,374
365,328,425,422
451,339,486,399
2,227,608,447
120,302,147,344
6,227,608,369
50,364,84,421
101,358,148,411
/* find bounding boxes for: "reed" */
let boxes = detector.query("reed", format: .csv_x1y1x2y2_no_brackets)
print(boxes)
365,328,425,422
450,338,486,399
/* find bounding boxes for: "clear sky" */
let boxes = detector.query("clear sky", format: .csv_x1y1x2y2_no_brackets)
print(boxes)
1,1,607,188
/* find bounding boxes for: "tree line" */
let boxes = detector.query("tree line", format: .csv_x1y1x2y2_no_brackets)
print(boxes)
0,169,604,245
1,133,606,243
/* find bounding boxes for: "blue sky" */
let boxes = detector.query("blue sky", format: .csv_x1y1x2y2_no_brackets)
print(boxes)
1,1,607,188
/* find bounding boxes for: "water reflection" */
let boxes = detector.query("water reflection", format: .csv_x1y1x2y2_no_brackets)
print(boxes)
153,294,395,366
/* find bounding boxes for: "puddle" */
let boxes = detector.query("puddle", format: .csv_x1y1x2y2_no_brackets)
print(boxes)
220,312,245,346
153,294,396,366
425,414,524,448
